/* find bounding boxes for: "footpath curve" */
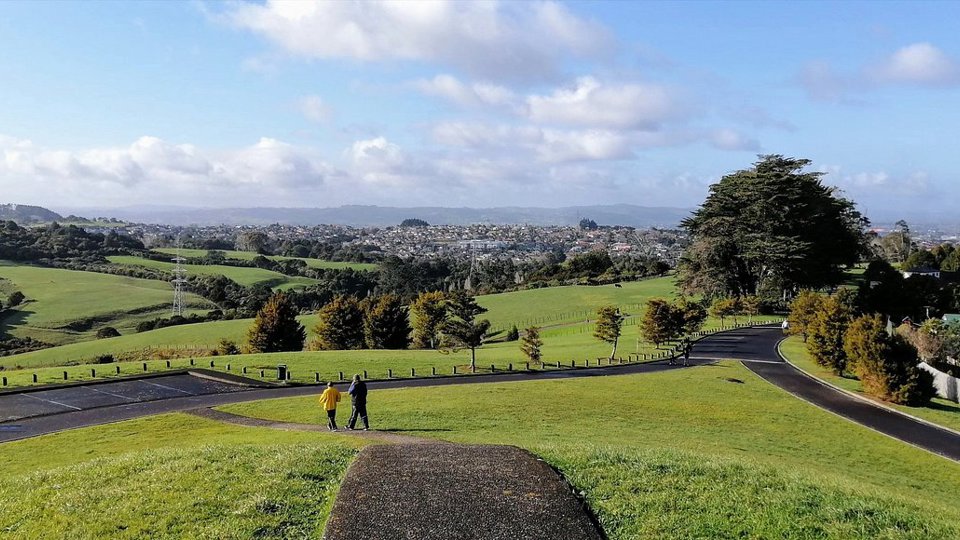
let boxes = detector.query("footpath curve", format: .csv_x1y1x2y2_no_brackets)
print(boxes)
694,326,960,462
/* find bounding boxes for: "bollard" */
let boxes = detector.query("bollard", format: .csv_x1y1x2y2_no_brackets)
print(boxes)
388,369,392,378
260,370,265,378
33,374,37,383
226,364,231,371
243,367,247,374
63,371,68,380
432,366,436,376
1,376,5,386
91,368,96,378
316,372,320,383
166,360,171,368
339,371,344,381
556,361,561,368
363,370,368,379
508,363,513,371
525,362,529,370
143,363,148,372
490,364,495,372
116,365,120,375
411,368,416,377
190,358,195,366
210,360,215,368
571,360,575,368
453,366,458,375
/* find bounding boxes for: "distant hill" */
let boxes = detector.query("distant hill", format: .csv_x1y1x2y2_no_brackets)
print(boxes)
0,203,62,224
53,204,694,228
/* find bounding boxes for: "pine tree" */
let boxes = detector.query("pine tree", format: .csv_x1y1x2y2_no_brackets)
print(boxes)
807,292,853,375
364,294,412,349
441,291,491,371
246,292,306,353
520,326,543,365
594,305,624,360
411,291,447,349
312,295,365,350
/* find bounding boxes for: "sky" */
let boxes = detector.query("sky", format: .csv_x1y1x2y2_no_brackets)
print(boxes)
1,0,958,219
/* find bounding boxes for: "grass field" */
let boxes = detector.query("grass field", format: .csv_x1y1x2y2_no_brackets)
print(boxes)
222,362,960,539
107,256,321,290
0,262,212,345
153,248,378,271
780,336,960,433
0,414,359,538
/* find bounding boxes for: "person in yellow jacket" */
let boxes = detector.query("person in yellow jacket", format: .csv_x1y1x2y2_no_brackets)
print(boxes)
318,381,341,431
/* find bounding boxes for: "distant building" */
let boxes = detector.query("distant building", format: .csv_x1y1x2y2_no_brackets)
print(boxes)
902,266,941,279
943,314,960,325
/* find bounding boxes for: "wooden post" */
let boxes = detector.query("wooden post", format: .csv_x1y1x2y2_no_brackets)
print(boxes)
91,368,96,377
166,360,171,368
210,360,215,368
490,364,495,372
453,366,458,375
116,365,120,375
226,364,231,371
525,362,529,370
339,371,344,381
243,366,247,374
260,369,265,378
508,363,513,371
570,360,575,368
1,376,5,386
363,370,368,379
33,374,37,383
316,372,320,383
411,368,416,377
63,371,68,380
431,366,436,376
388,368,393,378
143,363,148,371
190,358,195,366
556,361,561,368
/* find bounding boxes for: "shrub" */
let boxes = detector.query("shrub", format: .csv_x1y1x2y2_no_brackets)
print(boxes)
216,339,240,356
844,314,936,406
505,325,520,341
6,291,25,307
95,354,115,364
96,327,121,339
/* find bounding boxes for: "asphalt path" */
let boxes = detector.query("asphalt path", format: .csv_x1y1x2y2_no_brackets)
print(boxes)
705,326,960,462
2,327,958,463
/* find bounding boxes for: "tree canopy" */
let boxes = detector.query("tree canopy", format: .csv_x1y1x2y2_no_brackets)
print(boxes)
677,155,867,297
246,292,306,353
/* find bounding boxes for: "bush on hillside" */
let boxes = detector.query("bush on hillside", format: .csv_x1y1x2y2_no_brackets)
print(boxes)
95,327,121,339
844,314,935,406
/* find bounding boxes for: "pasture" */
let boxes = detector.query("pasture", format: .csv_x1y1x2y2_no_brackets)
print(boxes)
152,248,378,271
0,262,211,345
107,256,320,290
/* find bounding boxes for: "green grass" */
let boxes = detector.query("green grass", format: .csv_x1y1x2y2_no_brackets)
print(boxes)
153,248,378,271
107,255,320,290
0,262,212,345
0,414,360,538
222,362,960,539
780,335,960,433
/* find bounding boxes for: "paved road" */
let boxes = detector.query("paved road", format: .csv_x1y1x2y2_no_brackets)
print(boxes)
2,327,958,463
0,358,699,444
700,326,960,462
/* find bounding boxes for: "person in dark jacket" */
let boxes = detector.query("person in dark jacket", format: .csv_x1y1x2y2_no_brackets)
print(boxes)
346,374,369,431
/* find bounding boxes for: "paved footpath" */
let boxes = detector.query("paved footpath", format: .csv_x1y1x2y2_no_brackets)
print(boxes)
695,326,960,462
323,444,603,540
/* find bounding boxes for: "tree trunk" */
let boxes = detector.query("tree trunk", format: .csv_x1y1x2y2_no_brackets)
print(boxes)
470,347,476,372
610,337,618,360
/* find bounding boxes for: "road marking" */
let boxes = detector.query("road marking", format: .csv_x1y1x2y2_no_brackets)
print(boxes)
88,386,137,401
22,393,82,410
737,359,785,365
140,380,194,395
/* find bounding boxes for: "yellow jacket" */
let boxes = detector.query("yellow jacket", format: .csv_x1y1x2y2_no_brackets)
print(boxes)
319,387,341,411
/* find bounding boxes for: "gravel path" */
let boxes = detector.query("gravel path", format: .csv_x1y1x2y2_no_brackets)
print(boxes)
323,444,604,540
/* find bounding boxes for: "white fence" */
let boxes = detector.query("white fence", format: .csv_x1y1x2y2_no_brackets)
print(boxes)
918,363,960,403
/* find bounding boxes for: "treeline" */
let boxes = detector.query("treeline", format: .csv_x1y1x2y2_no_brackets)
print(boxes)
0,221,142,261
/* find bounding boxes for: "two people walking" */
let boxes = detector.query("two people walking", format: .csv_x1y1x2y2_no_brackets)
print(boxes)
318,374,369,432
668,338,693,366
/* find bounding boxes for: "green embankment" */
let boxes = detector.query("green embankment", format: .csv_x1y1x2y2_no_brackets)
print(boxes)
0,414,359,539
780,336,960,433
153,248,378,271
219,362,960,539
107,256,320,290
0,262,211,345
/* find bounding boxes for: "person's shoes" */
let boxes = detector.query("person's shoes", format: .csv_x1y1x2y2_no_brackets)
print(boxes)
362,428,369,431
344,426,353,431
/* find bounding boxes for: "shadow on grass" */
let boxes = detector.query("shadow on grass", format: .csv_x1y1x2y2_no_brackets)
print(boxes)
378,428,453,433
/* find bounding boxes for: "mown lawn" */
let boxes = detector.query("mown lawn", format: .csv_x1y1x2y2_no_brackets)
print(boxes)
222,362,960,539
780,335,960,433
0,262,211,345
106,256,320,290
0,414,360,539
152,248,378,271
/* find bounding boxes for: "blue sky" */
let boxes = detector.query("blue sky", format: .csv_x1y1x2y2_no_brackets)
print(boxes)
1,1,958,219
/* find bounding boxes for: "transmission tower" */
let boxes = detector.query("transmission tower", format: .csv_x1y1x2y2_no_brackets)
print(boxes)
171,240,187,317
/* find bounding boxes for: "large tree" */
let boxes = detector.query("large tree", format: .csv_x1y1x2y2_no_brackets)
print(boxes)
520,326,544,366
247,292,306,353
441,291,491,372
639,299,676,348
411,291,448,349
677,155,866,298
363,294,412,350
312,295,365,350
807,292,854,375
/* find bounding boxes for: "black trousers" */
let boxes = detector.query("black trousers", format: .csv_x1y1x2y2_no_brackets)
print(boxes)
349,403,369,429
326,409,338,430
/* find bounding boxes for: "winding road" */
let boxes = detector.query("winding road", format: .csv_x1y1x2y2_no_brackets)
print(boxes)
1,326,958,461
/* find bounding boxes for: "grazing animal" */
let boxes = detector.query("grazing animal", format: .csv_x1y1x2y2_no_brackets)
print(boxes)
614,283,622,288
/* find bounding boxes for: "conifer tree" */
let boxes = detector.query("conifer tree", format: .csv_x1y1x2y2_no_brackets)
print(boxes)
594,305,625,360
364,294,412,349
246,292,306,353
520,326,543,365
312,295,365,350
411,291,447,349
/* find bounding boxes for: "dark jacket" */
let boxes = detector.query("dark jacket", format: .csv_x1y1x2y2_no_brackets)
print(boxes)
348,380,367,405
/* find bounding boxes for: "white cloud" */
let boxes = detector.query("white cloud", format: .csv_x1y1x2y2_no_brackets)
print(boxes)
224,0,612,82
873,43,960,85
412,75,517,108
525,76,687,129
708,129,760,152
298,95,333,123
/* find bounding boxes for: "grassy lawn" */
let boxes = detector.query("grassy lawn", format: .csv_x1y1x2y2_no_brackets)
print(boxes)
780,336,960,433
0,262,212,345
153,248,378,271
107,256,320,290
0,414,359,539
221,362,960,539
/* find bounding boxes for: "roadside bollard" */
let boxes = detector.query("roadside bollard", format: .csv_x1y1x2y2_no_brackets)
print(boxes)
143,363,147,372
508,363,513,371
190,358,195,366
243,367,247,374
115,365,120,375
490,364,495,372
226,364,231,371
411,368,416,377
388,369,393,378
339,371,344,381
91,369,96,378
33,374,37,383
315,372,320,383
453,366,458,375
166,360,171,368
260,370,265,378
363,370,368,379
570,360,575,368
556,361,561,368
432,367,436,376
210,360,215,368
525,362,529,370
1,376,5,386
63,371,68,380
